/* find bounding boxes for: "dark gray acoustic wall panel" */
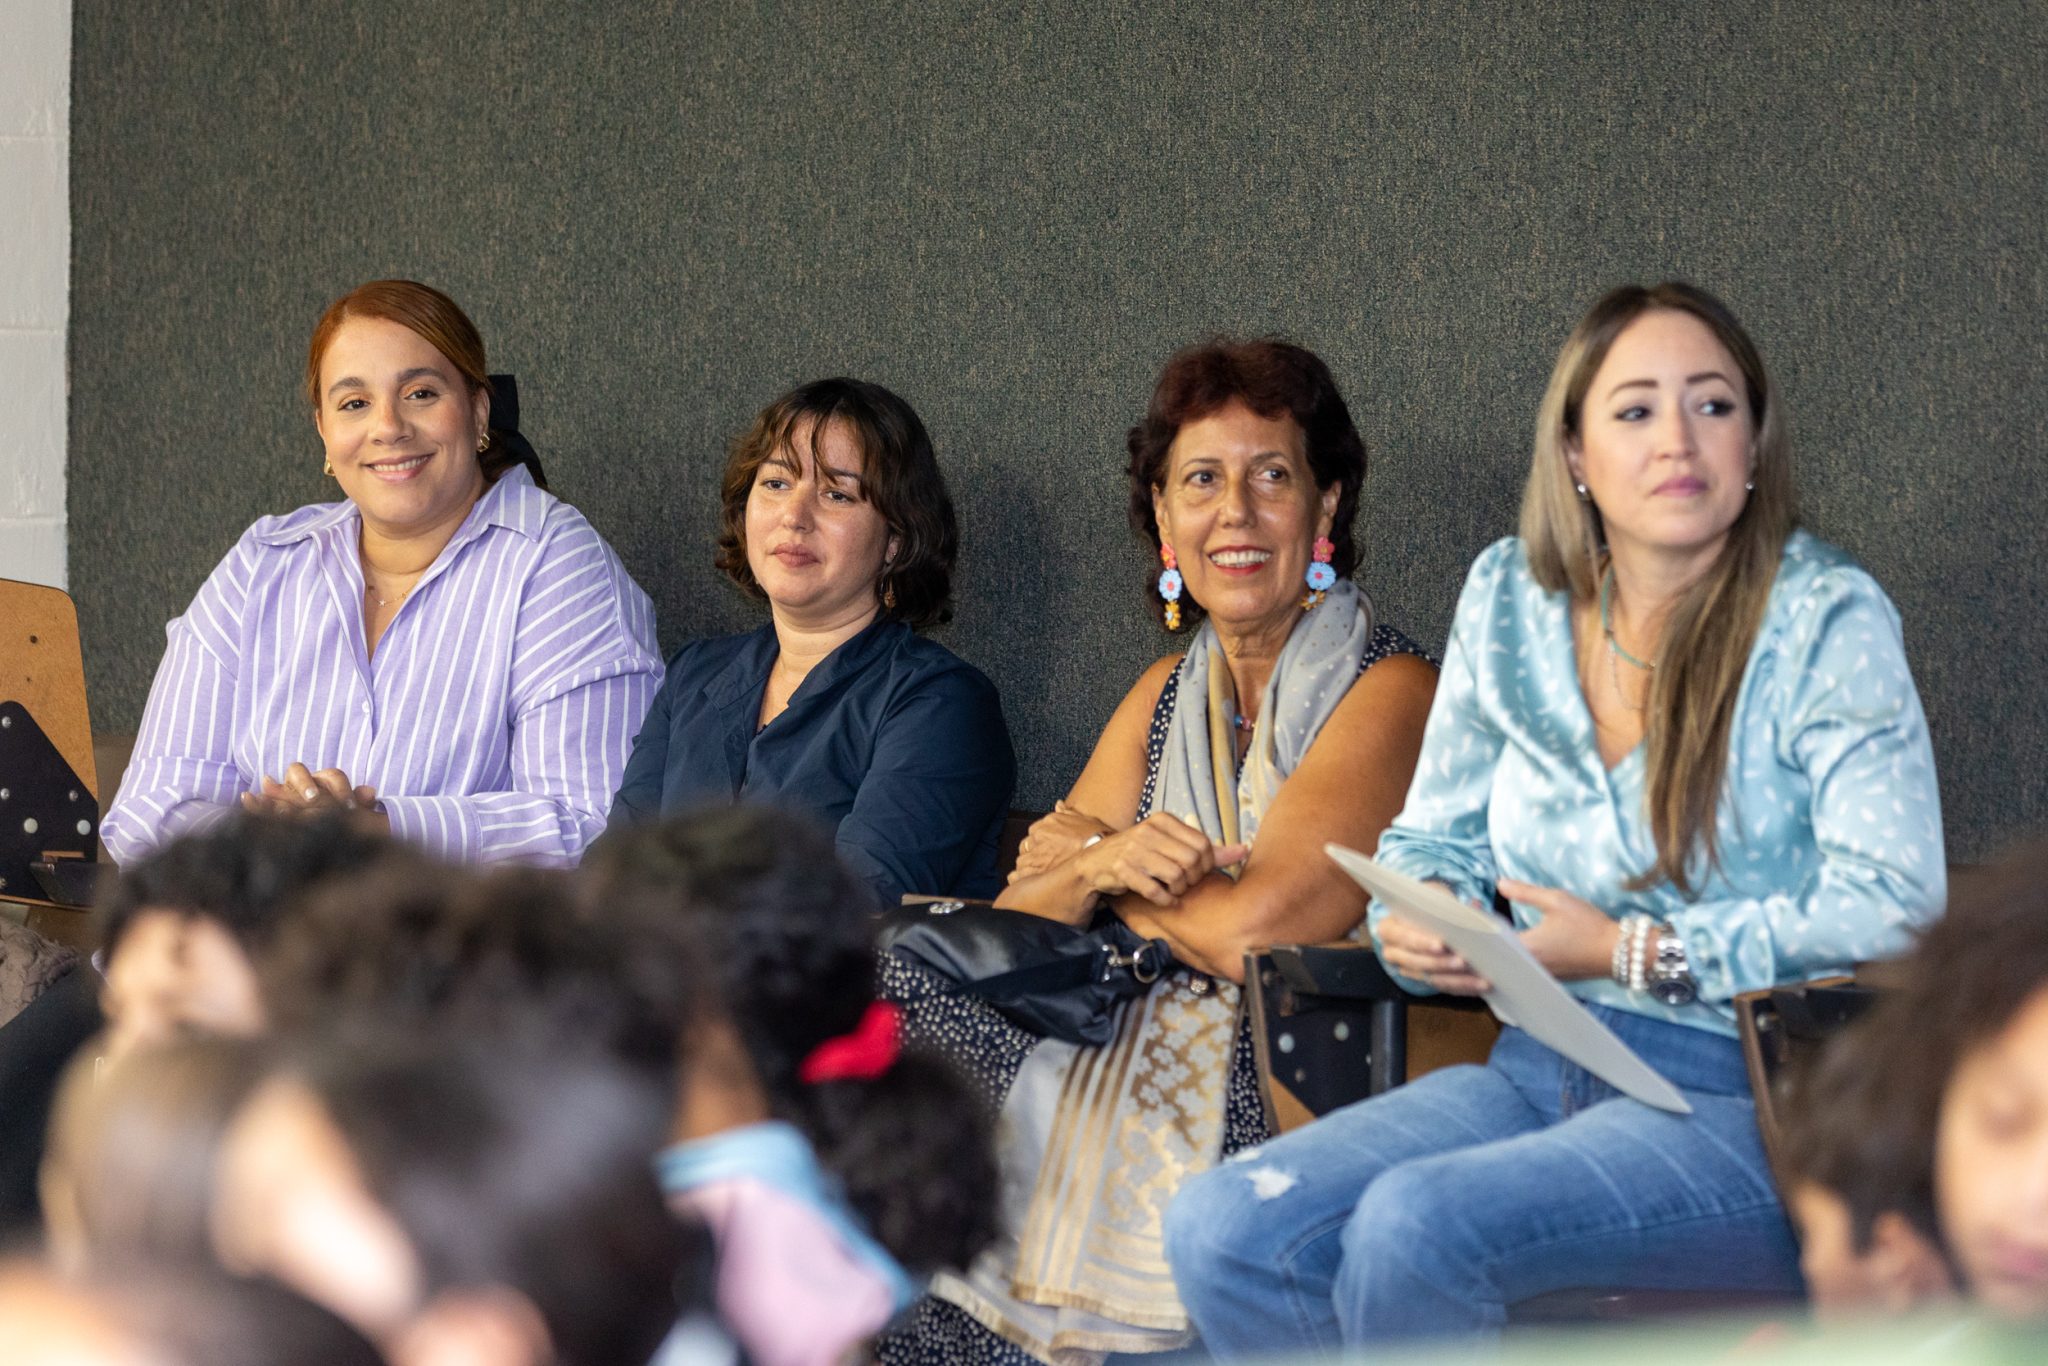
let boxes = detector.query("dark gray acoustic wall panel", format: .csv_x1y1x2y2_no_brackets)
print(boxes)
71,3,2047,860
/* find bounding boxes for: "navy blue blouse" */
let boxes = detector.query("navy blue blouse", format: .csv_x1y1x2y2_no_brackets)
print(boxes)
607,619,1015,904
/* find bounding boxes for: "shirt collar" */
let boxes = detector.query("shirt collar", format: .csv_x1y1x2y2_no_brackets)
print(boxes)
472,465,549,541
800,615,903,692
250,466,549,548
703,616,905,709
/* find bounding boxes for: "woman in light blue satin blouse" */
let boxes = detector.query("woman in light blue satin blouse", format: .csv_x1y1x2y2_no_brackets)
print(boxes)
1166,282,1946,1356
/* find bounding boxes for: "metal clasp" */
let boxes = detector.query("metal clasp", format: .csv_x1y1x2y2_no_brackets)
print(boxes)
1101,939,1167,985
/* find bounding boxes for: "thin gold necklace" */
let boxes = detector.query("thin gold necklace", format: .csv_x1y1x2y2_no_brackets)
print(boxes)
364,570,421,610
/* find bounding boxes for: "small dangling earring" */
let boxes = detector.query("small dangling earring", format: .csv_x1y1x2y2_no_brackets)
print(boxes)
1302,536,1336,610
882,580,897,611
1157,543,1184,631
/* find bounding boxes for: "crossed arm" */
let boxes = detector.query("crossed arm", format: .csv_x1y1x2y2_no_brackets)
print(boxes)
995,651,1437,982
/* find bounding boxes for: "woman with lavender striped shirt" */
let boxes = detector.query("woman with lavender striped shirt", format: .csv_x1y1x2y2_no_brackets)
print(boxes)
102,280,662,869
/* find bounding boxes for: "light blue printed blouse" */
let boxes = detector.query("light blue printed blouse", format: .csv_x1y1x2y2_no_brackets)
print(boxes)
1370,530,1946,1035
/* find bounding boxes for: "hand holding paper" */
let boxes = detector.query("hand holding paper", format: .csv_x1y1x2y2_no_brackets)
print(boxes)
1498,878,1628,983
1326,843,1693,1115
1377,906,1493,996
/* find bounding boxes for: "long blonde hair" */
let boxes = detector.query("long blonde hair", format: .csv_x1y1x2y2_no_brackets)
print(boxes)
1520,282,1797,896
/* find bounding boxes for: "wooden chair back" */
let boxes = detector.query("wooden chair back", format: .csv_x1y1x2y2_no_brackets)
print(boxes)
1736,975,1882,1178
0,580,96,798
0,580,102,933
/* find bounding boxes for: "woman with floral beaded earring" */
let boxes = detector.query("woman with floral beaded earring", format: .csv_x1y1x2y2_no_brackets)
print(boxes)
873,338,1438,1366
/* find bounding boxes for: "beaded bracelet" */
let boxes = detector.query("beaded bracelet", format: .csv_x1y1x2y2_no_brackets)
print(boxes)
1613,913,1652,989
1610,914,1641,985
1628,915,1655,994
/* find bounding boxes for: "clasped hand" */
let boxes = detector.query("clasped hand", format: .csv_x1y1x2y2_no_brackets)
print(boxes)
1010,805,1248,913
1377,878,1623,995
1010,800,1113,881
240,760,379,820
1071,812,1247,910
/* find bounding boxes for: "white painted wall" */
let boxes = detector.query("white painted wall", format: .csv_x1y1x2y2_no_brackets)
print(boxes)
0,0,69,589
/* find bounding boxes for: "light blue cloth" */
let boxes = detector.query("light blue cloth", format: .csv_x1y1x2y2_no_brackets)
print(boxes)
1370,530,1946,1033
654,1120,918,1313
1166,1005,1802,1354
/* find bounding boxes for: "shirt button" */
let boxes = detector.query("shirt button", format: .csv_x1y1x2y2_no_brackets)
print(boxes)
361,701,372,714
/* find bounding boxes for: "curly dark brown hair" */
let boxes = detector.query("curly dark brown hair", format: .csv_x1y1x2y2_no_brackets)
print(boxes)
1125,339,1368,627
581,806,1000,1276
713,378,958,629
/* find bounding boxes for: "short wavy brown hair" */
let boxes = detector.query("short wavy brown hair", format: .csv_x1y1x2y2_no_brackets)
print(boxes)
1125,339,1368,626
713,379,959,630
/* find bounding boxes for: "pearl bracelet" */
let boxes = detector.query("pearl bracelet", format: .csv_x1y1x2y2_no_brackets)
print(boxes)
1612,913,1652,988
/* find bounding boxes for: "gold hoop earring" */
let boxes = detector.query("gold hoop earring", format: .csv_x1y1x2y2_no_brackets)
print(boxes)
478,433,491,454
323,459,335,478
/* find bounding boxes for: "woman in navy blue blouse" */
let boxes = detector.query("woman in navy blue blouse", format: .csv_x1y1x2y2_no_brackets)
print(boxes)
607,379,1014,904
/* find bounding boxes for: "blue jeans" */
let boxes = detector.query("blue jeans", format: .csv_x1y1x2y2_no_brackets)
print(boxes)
1163,1006,1801,1356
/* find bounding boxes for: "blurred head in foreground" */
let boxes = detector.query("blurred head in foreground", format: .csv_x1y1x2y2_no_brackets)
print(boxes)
211,1028,694,1366
41,1036,271,1273
1777,1021,1953,1318
1821,840,2048,1321
0,1256,384,1366
95,813,399,1060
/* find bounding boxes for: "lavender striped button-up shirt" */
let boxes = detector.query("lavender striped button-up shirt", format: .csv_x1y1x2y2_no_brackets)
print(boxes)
102,468,662,868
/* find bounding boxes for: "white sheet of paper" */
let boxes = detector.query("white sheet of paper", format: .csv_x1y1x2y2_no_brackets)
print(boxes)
1325,843,1693,1116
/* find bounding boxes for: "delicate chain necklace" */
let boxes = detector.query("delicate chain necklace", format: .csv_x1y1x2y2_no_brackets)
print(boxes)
364,570,422,610
1599,566,1655,670
1599,564,1652,715
1606,638,1646,715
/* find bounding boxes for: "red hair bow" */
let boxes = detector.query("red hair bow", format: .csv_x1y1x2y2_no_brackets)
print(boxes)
798,1001,902,1085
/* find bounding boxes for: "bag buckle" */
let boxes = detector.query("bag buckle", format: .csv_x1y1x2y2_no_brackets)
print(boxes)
1100,939,1168,985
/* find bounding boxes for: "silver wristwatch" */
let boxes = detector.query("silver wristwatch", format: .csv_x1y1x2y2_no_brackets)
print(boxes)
1646,928,1698,1007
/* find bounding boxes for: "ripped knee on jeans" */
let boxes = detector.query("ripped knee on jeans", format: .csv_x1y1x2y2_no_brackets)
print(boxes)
1243,1163,1300,1201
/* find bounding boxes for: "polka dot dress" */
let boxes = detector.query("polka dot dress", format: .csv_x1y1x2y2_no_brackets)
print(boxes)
876,623,1431,1365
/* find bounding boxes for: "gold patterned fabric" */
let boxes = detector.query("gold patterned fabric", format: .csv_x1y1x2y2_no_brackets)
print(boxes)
936,979,1238,1361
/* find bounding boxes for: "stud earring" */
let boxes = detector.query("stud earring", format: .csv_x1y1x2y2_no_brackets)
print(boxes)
1302,536,1336,610
1574,482,1590,501
1157,543,1184,631
323,459,335,477
1745,478,1755,491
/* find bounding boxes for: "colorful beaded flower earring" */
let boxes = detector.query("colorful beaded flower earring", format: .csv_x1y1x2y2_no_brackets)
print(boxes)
1158,543,1184,631
1302,536,1336,609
